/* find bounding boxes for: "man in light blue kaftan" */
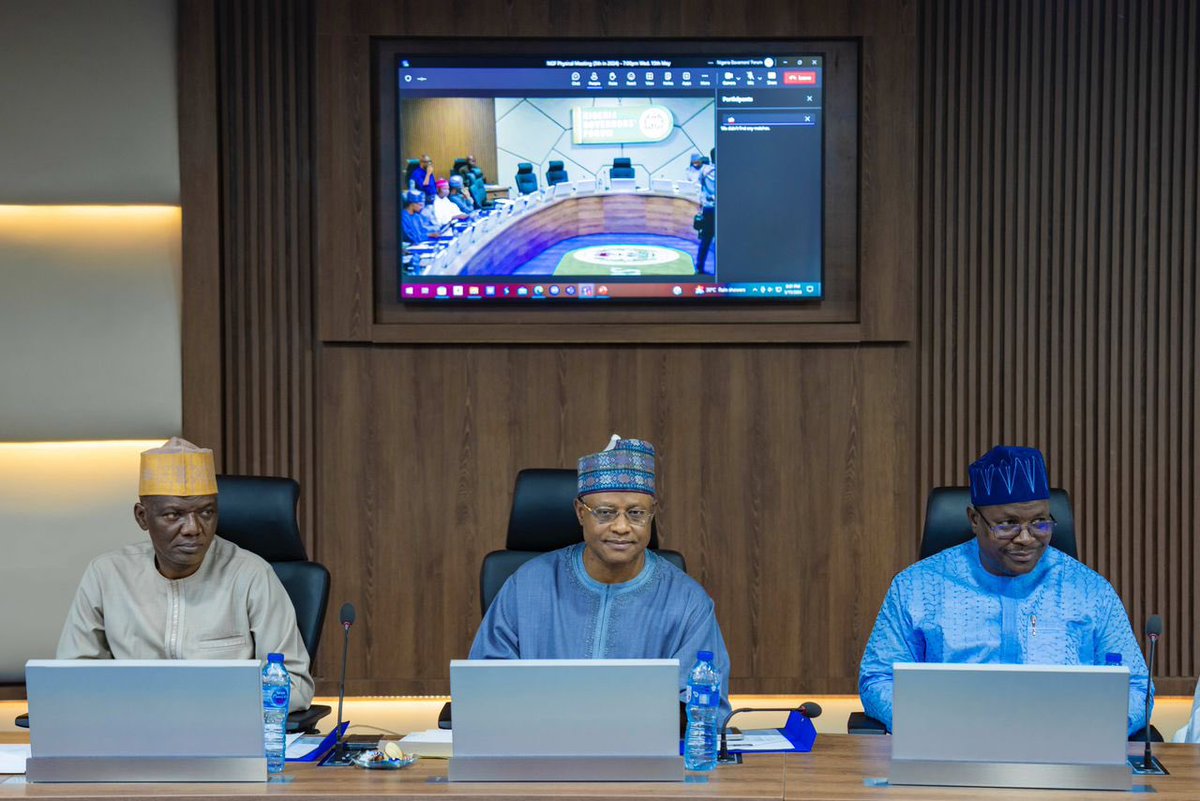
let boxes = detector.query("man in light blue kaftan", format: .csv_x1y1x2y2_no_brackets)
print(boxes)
859,446,1152,735
469,436,732,713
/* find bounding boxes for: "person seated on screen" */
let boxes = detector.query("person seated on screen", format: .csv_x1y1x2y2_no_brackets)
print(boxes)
858,445,1152,735
684,152,705,182
431,179,469,226
401,189,439,244
469,435,732,714
56,438,314,712
447,175,475,214
410,154,438,200
464,154,485,182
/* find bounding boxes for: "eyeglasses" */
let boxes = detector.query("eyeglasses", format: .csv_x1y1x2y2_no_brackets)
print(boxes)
975,510,1056,541
578,499,654,527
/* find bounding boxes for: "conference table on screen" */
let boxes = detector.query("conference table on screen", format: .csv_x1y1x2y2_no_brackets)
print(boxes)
2,733,1199,800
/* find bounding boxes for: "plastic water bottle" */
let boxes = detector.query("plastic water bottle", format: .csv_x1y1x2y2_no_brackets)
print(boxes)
684,650,722,771
262,653,290,775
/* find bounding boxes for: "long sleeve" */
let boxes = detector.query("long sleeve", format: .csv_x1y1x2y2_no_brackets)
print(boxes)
246,568,314,712
673,595,732,716
858,579,923,730
469,579,522,659
55,562,113,660
1093,585,1153,735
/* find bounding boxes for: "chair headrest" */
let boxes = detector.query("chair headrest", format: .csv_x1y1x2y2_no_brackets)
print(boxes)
506,468,659,551
214,475,308,562
919,486,1077,560
548,160,564,170
406,158,420,168
613,157,632,168
517,162,534,174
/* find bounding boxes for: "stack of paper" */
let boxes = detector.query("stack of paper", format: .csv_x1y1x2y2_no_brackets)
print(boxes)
397,729,452,758
0,745,31,775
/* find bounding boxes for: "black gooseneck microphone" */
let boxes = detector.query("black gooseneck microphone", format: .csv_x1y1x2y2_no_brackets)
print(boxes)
1142,614,1162,771
332,603,356,755
717,703,822,763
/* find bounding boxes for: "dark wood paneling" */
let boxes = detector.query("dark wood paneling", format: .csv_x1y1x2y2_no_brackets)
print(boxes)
398,98,498,187
179,0,224,462
316,343,913,695
919,0,1200,687
213,0,319,548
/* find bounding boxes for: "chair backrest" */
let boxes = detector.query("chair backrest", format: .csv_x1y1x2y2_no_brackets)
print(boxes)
214,475,331,661
919,486,1078,560
545,160,568,185
452,157,469,175
469,167,488,206
514,162,539,194
404,158,420,186
610,157,635,179
479,468,685,614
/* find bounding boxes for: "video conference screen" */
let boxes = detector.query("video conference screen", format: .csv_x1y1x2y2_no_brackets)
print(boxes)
393,51,825,303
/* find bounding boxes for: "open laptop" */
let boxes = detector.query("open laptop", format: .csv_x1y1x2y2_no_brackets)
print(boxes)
25,659,266,782
889,663,1132,791
448,659,683,781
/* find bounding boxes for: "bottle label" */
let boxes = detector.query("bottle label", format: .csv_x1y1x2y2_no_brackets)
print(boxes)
687,687,719,707
263,687,289,707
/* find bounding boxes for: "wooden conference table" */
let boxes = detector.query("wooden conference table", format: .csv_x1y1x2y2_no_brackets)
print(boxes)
2,734,1198,800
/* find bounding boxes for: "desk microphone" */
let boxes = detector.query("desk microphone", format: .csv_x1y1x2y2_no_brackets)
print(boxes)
1142,614,1162,771
718,703,821,763
332,603,356,755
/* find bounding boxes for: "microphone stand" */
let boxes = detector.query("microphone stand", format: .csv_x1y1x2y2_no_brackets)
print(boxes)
332,620,351,758
1142,630,1157,771
717,705,822,764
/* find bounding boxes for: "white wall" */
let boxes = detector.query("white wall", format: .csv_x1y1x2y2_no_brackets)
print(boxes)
0,0,182,682
494,96,713,193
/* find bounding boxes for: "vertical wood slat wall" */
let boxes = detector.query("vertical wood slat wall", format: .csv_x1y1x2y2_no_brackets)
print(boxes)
919,0,1200,691
214,0,317,546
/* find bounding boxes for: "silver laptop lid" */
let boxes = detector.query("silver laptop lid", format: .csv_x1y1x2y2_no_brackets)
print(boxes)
892,663,1129,766
26,659,264,758
450,659,678,758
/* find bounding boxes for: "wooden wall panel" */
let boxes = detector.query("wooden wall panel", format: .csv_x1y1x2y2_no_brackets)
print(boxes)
919,0,1200,693
317,343,912,694
213,0,318,546
398,98,498,186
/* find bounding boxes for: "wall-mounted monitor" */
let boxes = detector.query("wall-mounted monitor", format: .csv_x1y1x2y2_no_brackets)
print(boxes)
374,40,858,307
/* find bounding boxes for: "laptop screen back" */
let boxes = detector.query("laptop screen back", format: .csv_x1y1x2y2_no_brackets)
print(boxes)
450,659,678,758
892,663,1129,766
26,659,264,758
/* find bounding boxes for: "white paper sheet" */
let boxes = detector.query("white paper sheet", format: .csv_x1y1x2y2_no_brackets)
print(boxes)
0,745,31,775
730,730,794,752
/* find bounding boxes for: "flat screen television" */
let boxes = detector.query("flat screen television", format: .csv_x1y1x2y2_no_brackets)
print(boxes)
373,39,858,306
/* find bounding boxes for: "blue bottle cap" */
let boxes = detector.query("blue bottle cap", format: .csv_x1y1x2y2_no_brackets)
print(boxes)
697,650,714,662
268,653,285,663
1105,652,1122,666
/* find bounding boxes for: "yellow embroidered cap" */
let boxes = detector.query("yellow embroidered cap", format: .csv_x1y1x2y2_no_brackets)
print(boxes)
138,437,217,497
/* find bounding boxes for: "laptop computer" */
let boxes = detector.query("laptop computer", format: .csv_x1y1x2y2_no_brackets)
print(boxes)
448,658,683,782
25,659,266,782
889,663,1132,791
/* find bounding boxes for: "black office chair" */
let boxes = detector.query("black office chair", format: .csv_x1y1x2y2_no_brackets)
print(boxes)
545,160,569,185
919,486,1077,560
514,162,539,194
848,486,1160,742
403,158,420,187
438,469,686,730
610,157,635,179
479,468,686,615
215,475,332,733
452,157,469,176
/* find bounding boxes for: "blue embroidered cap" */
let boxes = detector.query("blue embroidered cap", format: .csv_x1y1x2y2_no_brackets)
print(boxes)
577,435,656,497
969,446,1051,507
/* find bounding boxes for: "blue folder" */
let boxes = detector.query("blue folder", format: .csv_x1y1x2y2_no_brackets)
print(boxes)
286,720,348,762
